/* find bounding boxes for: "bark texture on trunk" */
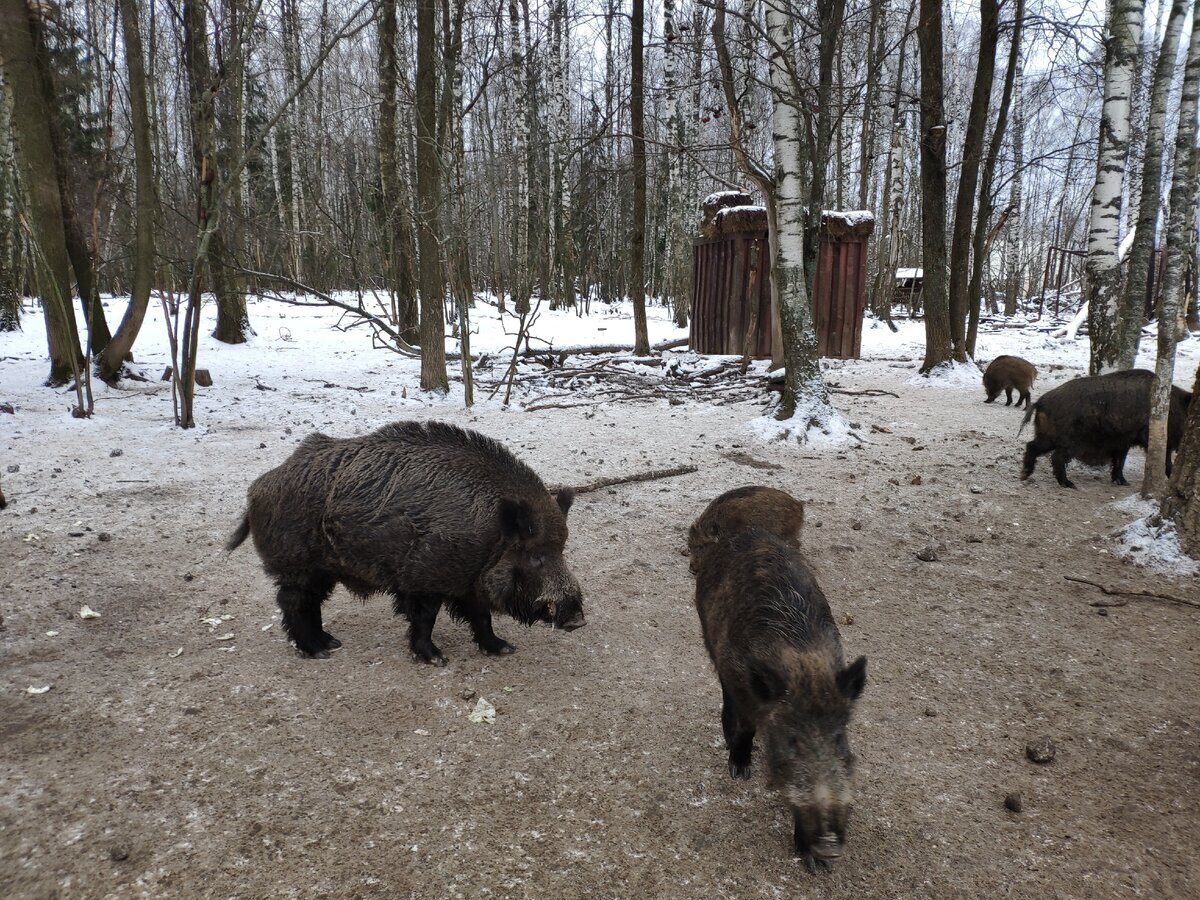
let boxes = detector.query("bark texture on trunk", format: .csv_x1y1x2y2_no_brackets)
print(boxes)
1086,0,1145,374
0,0,84,384
917,0,953,373
947,0,998,359
1120,0,1190,371
630,0,649,355
416,0,447,391
99,0,157,380
1145,16,1199,499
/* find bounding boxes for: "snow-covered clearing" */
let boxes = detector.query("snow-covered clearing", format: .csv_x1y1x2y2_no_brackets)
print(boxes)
2,297,1198,897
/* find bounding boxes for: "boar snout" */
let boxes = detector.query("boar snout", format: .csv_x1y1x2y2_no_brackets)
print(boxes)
550,591,586,630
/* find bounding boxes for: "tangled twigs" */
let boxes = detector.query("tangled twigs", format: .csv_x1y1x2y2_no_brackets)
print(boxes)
1063,575,1200,610
559,464,700,495
829,388,900,398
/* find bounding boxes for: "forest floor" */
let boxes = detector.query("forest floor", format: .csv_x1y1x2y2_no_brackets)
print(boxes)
2,297,1199,899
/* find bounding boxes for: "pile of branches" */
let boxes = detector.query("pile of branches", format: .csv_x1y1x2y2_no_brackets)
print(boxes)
476,343,774,412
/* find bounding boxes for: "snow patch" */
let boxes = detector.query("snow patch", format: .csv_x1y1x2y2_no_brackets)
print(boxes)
1115,505,1200,577
714,205,765,217
824,209,875,227
703,190,750,206
907,360,982,389
746,395,857,447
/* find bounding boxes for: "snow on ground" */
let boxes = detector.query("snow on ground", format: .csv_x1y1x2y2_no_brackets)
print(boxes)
2,297,1198,575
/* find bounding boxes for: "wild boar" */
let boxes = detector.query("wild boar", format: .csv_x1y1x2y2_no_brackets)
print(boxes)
687,485,805,573
983,355,1037,408
693,526,867,871
227,420,585,664
1020,369,1192,488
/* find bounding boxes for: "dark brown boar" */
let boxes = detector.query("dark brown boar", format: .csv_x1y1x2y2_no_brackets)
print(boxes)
1020,369,1193,488
687,485,804,573
693,527,867,871
227,421,585,664
983,355,1037,408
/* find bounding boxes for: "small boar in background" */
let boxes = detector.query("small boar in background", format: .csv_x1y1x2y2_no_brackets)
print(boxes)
228,421,585,664
693,525,867,871
983,355,1037,408
687,485,804,573
1020,369,1192,488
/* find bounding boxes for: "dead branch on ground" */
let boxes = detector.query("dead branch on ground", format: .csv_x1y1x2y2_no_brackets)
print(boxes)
560,464,699,495
1063,575,1200,610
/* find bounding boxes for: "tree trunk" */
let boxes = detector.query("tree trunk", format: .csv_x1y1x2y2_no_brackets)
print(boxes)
0,0,84,385
377,0,419,344
416,0,447,391
630,0,649,354
806,0,847,287
1086,0,1146,374
212,0,251,344
947,0,998,359
508,0,530,314
1144,15,1199,499
966,0,1024,357
1120,0,1190,370
917,0,953,373
0,70,19,331
98,0,156,381
1001,49,1025,317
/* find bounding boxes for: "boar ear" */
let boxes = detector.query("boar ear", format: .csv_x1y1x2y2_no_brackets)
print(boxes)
747,658,787,704
837,656,867,701
555,488,575,517
498,498,536,541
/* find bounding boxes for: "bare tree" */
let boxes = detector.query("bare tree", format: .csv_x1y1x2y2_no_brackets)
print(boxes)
917,0,953,372
1145,14,1199,498
416,0,447,391
1086,0,1146,374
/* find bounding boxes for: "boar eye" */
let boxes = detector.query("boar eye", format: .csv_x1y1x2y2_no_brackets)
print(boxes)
529,555,545,569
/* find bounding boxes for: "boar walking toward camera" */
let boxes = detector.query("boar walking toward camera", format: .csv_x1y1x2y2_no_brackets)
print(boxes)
693,526,867,871
983,355,1037,408
687,486,804,573
1020,369,1192,488
227,421,585,664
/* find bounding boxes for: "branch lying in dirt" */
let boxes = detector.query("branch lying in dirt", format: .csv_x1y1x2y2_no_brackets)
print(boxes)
1063,575,1200,610
559,464,699,496
829,388,900,398
521,337,689,361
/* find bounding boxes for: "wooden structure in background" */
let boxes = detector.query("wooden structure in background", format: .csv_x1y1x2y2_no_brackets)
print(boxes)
811,212,875,357
690,197,874,359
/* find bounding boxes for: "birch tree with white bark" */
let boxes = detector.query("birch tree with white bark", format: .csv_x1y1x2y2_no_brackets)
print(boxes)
1085,0,1146,375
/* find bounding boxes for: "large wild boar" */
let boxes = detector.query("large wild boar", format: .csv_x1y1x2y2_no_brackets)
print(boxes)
693,526,867,871
983,355,1037,408
687,485,805,573
227,421,585,664
1020,369,1192,488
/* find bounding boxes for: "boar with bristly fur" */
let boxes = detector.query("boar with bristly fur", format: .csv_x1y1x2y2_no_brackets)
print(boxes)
687,486,804,573
983,355,1037,408
1020,369,1192,488
227,421,585,664
693,526,867,871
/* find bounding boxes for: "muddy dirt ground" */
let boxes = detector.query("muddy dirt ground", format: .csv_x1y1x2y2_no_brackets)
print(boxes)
2,354,1198,899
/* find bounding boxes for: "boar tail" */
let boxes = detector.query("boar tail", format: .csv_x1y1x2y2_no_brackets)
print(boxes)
1018,401,1037,436
226,512,251,551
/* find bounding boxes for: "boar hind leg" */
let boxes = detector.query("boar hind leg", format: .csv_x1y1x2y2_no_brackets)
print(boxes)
396,593,448,666
1018,388,1031,409
1020,441,1046,481
1051,449,1077,488
276,572,338,658
1004,387,1014,406
721,688,755,779
1110,449,1130,486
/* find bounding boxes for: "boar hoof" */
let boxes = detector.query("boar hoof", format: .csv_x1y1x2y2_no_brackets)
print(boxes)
728,761,752,780
297,646,331,660
801,854,833,875
411,646,449,666
482,640,516,656
1112,475,1128,486
323,633,342,650
1060,479,1077,489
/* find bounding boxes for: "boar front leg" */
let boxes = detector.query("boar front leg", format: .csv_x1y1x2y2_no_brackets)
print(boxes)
395,593,448,666
464,604,516,657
